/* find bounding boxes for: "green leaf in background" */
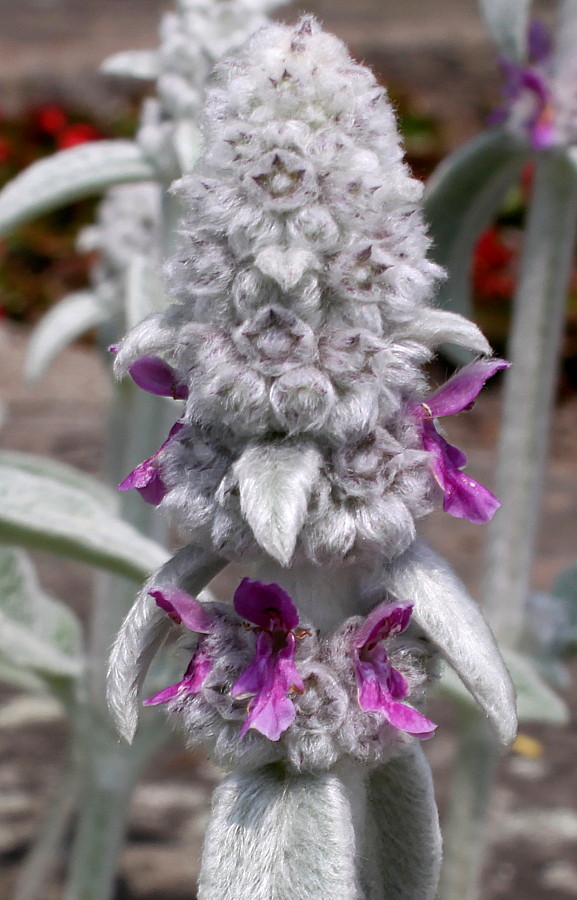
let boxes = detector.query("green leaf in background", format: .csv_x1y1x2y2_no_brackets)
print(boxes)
0,451,118,510
25,291,107,383
439,646,569,725
424,129,528,364
477,0,531,62
0,453,168,581
0,141,158,237
551,562,577,654
0,547,83,685
101,50,160,81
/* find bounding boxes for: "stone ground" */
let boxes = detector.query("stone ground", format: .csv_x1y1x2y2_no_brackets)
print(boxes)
1,0,577,898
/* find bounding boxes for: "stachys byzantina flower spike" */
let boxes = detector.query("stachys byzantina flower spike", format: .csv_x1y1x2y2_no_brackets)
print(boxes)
114,15,498,568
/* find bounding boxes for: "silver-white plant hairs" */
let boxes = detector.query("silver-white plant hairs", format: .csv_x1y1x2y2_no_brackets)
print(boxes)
108,17,516,900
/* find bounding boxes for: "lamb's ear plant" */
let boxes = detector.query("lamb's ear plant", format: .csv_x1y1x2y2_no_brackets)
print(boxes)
0,2,289,899
425,2,576,897
107,17,518,899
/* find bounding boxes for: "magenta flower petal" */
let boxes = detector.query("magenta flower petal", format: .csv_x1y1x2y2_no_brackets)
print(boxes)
118,458,168,505
129,355,189,400
149,586,214,633
233,578,300,632
353,601,413,652
144,640,213,705
424,359,510,418
118,421,183,505
232,632,302,741
354,604,437,739
423,422,501,523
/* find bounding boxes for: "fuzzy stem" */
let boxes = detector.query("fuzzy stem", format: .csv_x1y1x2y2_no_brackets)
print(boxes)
483,151,577,644
440,150,577,900
437,709,499,900
14,751,81,900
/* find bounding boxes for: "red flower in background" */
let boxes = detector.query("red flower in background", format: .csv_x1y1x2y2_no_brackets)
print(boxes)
33,104,102,149
57,123,102,149
473,227,515,301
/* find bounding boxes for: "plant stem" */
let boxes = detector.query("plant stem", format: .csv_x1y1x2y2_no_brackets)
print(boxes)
483,151,577,645
437,709,500,900
440,150,577,900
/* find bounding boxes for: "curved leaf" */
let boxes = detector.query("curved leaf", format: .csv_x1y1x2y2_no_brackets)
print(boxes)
107,544,226,742
234,440,322,566
439,646,568,725
25,292,107,382
424,129,528,364
385,539,517,745
477,0,531,61
0,455,168,580
0,141,158,236
364,745,441,900
172,118,204,174
0,451,117,510
0,547,83,681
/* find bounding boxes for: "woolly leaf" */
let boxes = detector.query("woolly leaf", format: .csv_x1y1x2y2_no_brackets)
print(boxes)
0,141,158,236
25,291,107,382
424,129,528,364
198,764,361,900
364,745,441,900
101,50,160,80
0,451,117,510
386,540,517,745
440,647,568,725
0,453,167,581
107,544,226,742
0,547,83,682
477,0,531,61
125,255,166,330
234,441,322,566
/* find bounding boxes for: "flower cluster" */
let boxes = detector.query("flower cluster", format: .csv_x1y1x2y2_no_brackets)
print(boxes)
115,17,500,566
145,578,437,772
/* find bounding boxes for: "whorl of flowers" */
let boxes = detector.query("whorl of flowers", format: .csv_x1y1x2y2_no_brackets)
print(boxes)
143,579,438,773
115,17,498,567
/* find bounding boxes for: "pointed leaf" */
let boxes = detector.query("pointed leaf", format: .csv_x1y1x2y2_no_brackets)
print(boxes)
478,0,531,61
0,547,83,681
125,254,166,330
25,292,107,382
424,130,528,364
364,745,441,900
234,440,322,566
101,49,160,80
440,646,568,725
198,764,362,900
385,540,517,745
0,141,158,236
0,454,168,580
107,544,226,742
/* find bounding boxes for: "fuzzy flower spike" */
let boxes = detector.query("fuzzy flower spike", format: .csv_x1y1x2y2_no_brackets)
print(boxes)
113,15,495,567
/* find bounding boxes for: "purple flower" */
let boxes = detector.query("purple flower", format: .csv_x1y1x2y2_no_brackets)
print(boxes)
231,579,307,741
128,355,189,400
118,421,183,505
353,601,436,737
143,586,214,706
489,20,555,150
411,358,510,524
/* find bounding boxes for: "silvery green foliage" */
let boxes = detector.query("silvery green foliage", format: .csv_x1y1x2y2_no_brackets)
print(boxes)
158,604,437,773
78,183,162,328
114,17,490,566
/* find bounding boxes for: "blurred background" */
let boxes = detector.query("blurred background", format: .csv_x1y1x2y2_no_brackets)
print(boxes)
0,1,576,898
